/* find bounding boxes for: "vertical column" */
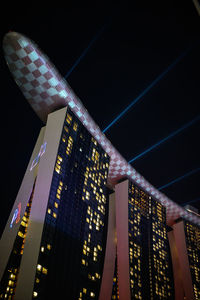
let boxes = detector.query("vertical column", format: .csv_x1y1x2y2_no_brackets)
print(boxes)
171,221,195,300
99,192,116,300
14,107,67,300
168,230,185,300
115,180,131,300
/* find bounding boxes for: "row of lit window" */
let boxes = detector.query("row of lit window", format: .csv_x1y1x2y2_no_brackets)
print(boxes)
47,180,63,217
85,170,105,186
66,113,72,124
79,287,95,299
153,254,168,265
152,239,165,250
47,208,57,219
56,180,63,199
40,243,51,253
152,224,167,239
86,206,104,230
193,283,200,299
83,185,106,215
66,135,73,156
91,148,100,163
36,264,48,275
129,184,166,221
129,229,141,238
55,155,63,174
88,272,101,281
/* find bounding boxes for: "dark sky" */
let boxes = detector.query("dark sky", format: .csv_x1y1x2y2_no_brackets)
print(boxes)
0,1,200,235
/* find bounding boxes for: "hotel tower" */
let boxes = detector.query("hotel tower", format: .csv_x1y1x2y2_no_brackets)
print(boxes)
0,32,199,300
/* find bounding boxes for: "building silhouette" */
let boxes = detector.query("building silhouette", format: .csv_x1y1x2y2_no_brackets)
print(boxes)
0,31,200,300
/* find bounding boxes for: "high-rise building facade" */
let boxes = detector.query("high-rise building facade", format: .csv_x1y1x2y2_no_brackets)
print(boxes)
0,107,110,300
114,179,174,300
1,31,200,300
31,108,110,300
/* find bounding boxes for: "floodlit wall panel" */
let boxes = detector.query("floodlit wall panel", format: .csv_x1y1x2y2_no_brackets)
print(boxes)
99,192,116,300
14,107,67,300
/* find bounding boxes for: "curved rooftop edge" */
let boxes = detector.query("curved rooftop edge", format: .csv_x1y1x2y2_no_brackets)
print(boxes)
3,31,200,226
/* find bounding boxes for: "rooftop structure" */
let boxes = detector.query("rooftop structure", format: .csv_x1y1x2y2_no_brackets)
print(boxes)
3,31,200,227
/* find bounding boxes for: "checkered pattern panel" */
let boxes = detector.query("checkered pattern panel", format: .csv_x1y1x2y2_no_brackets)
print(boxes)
3,32,199,226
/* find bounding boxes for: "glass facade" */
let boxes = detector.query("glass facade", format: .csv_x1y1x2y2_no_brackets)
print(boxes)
32,108,110,299
0,182,35,299
184,220,200,300
127,181,174,300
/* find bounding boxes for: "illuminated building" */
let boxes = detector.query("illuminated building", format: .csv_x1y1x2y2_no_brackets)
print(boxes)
114,179,174,299
168,218,200,300
0,107,109,299
0,31,200,300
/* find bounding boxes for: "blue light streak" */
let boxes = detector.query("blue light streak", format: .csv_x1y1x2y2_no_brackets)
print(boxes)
102,48,192,133
128,115,200,164
158,167,200,191
181,197,200,206
65,21,110,79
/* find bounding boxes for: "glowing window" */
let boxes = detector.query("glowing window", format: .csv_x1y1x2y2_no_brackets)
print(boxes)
18,231,24,238
64,126,69,132
10,274,15,280
8,280,14,287
37,264,42,271
73,122,78,131
20,220,27,227
47,244,51,250
95,273,100,279
33,291,38,297
90,292,95,298
42,267,48,275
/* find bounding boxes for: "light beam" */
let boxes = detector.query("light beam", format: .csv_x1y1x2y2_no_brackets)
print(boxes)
64,20,111,79
128,115,200,164
181,197,200,206
103,47,192,133
158,167,200,191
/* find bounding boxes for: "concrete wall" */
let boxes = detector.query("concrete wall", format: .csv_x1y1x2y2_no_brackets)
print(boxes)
99,192,116,300
168,230,185,300
115,179,131,300
169,221,195,300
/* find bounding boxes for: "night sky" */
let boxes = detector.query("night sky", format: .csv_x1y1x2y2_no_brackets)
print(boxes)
0,2,200,236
